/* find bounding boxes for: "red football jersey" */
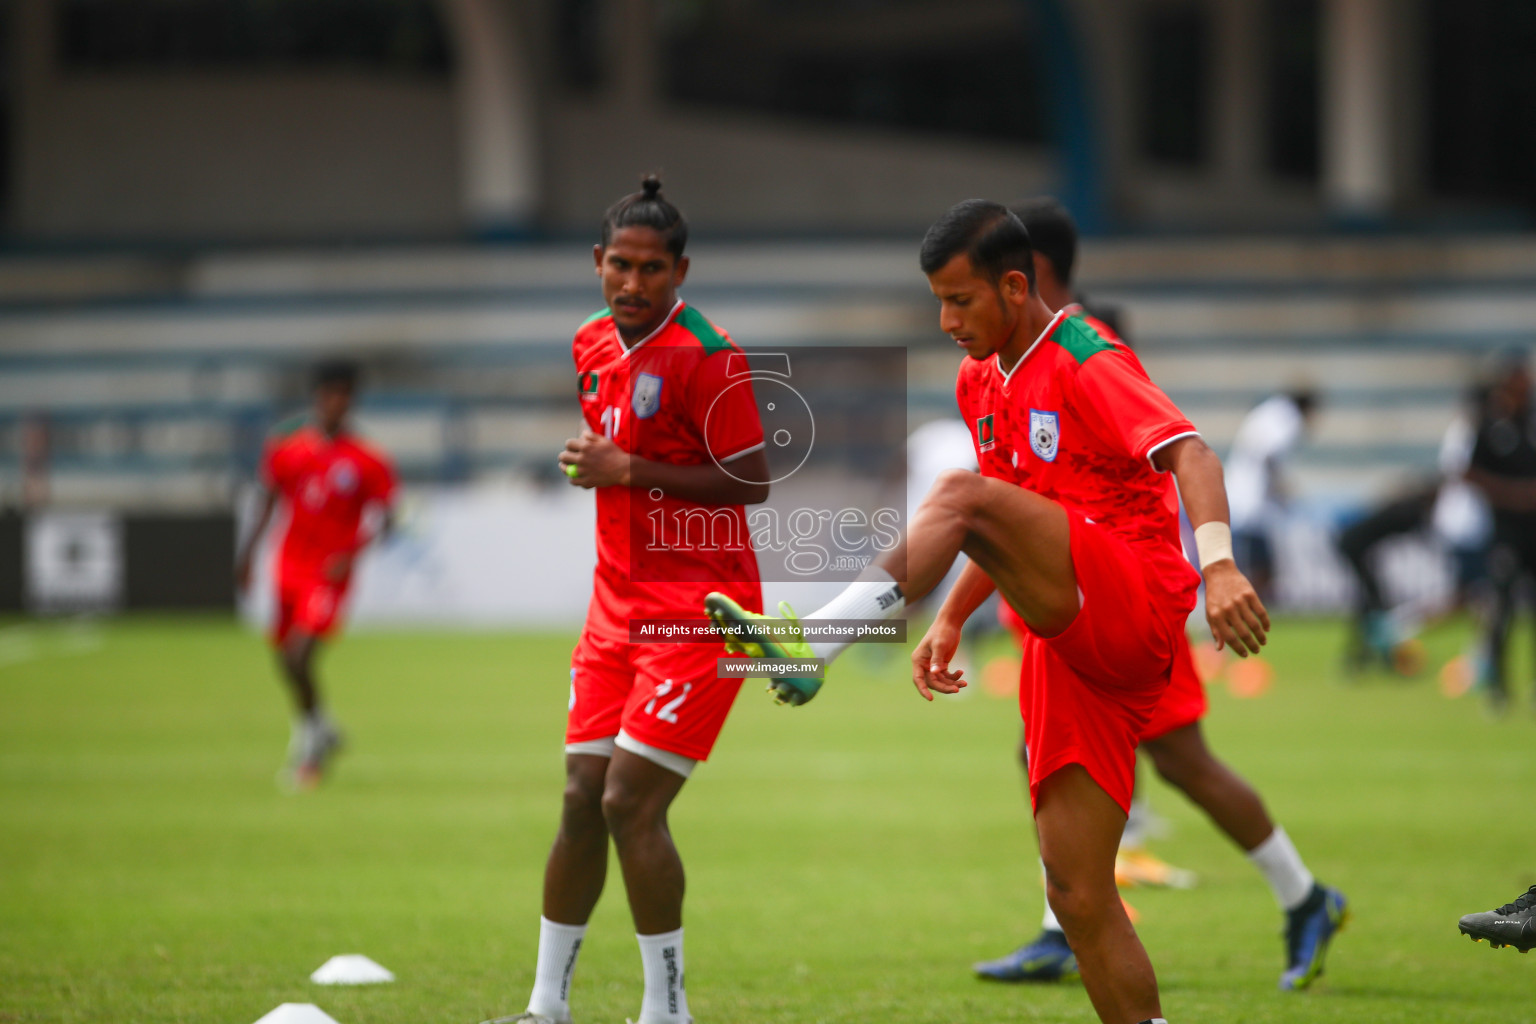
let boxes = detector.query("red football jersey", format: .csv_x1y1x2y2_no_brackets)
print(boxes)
574,300,765,641
955,307,1201,611
261,423,396,583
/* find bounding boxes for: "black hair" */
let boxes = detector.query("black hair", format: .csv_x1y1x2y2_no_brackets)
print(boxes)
918,199,1035,289
1014,196,1077,286
313,359,359,391
1288,386,1320,417
601,174,688,259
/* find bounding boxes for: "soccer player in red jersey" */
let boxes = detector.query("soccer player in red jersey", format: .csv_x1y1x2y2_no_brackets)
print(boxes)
487,178,769,1024
974,198,1346,993
708,200,1265,1024
235,361,396,788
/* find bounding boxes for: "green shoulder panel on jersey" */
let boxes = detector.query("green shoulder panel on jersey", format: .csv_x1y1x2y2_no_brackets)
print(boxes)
581,307,612,326
268,413,308,439
1051,313,1118,366
674,305,735,356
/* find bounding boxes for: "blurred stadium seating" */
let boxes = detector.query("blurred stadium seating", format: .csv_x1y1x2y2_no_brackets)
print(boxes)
3,234,1527,511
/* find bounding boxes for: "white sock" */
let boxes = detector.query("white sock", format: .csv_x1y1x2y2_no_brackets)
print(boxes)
636,928,688,1024
1037,858,1063,932
526,917,586,1022
290,711,324,758
1247,826,1315,910
802,568,905,664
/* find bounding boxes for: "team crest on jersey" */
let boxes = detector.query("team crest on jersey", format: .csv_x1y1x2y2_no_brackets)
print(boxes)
1029,409,1060,462
579,370,600,399
632,372,664,419
976,414,996,452
328,459,359,494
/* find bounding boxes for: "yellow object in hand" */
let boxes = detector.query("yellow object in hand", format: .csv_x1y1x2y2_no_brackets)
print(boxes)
564,463,579,478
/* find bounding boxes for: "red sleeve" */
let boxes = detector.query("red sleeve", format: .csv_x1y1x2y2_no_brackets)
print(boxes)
1071,351,1197,469
370,454,397,507
689,349,765,464
260,437,291,494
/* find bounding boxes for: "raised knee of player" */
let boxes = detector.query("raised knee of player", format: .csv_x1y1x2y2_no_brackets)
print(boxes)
927,466,980,507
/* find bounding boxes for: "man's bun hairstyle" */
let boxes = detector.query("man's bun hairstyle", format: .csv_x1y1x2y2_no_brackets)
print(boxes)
1014,196,1078,287
602,174,688,259
919,199,1035,290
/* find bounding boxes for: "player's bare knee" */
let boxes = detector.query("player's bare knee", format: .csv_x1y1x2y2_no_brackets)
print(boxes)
560,770,606,833
926,468,983,517
1045,874,1115,936
599,777,656,838
1043,877,1092,932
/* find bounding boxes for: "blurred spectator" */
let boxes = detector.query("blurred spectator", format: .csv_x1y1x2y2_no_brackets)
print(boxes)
1432,383,1496,602
1336,383,1491,676
1225,388,1320,597
1336,483,1436,675
1465,349,1536,712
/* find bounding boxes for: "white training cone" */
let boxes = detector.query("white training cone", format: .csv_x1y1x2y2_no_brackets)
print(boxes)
310,954,396,985
252,1004,342,1024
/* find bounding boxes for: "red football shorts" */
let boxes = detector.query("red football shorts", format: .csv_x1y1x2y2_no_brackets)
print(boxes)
568,631,742,762
272,574,346,646
1139,631,1209,742
1001,604,1208,748
1005,513,1193,815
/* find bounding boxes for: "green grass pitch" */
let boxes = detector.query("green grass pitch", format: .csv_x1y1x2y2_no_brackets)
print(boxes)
1,614,1533,1023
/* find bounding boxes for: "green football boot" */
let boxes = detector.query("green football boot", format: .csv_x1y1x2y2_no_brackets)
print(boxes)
703,592,823,706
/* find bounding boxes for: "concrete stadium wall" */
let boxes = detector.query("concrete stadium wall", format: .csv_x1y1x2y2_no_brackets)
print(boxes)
15,73,462,241
542,101,1056,235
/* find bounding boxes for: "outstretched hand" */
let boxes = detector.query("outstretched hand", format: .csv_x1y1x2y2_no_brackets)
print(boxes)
911,618,968,701
1203,561,1270,657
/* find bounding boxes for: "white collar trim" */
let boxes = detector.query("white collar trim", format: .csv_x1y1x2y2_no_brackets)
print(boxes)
994,307,1071,385
618,299,684,357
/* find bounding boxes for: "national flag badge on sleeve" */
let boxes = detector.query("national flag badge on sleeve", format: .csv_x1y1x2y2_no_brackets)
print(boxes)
977,414,996,452
579,371,600,398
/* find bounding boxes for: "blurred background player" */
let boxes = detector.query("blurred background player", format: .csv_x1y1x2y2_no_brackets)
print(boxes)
1464,347,1536,714
490,178,770,1024
1225,386,1320,599
975,197,1346,993
1336,373,1497,680
235,360,396,789
1334,379,1493,678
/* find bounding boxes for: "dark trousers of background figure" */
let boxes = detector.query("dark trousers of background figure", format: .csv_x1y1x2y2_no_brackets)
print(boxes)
1482,521,1536,702
1338,491,1437,621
